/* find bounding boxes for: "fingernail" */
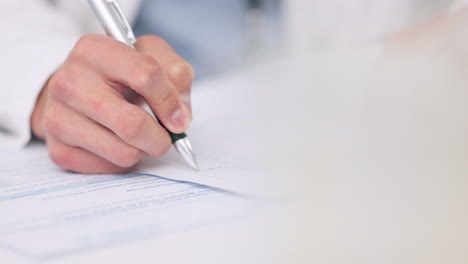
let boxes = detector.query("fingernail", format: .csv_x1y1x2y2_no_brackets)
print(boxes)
181,93,192,113
171,107,190,131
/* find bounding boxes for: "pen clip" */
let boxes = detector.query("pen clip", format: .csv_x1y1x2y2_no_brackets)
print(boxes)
106,0,136,45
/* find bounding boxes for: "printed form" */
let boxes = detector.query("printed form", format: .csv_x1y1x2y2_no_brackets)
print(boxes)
0,144,252,262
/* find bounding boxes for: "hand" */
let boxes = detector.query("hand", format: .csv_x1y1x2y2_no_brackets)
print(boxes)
30,34,194,174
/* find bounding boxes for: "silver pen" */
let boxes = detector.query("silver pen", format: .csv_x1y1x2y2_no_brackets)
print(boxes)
88,0,199,171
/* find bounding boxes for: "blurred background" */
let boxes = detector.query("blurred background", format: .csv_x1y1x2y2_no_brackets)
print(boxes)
124,0,458,80
132,0,283,79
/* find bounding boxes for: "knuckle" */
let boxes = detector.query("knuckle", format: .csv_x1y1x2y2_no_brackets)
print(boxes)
132,55,160,91
49,69,75,99
73,34,101,58
154,90,180,115
138,35,167,45
118,112,147,142
90,94,107,113
49,144,73,169
167,60,195,85
42,111,63,136
151,138,171,157
116,147,142,168
77,34,99,46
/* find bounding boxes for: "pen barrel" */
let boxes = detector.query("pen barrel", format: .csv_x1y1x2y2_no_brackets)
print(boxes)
89,0,190,146
169,132,187,144
88,0,135,46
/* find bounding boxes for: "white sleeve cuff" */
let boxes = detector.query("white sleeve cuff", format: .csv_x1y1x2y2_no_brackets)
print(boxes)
0,35,78,149
0,2,82,149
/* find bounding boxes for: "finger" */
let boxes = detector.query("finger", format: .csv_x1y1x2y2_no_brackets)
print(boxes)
43,100,146,168
135,35,195,111
47,68,171,157
69,34,191,133
47,135,133,174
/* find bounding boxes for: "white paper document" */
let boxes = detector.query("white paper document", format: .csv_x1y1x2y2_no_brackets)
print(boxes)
0,144,251,262
134,47,383,196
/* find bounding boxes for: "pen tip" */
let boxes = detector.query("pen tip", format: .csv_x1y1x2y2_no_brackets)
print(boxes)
189,156,200,172
173,138,199,172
